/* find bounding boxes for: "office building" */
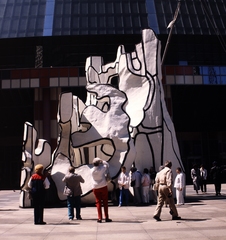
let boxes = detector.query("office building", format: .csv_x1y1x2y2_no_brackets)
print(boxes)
0,0,225,189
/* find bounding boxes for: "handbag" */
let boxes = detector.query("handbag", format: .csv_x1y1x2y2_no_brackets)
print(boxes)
63,185,73,196
131,180,136,187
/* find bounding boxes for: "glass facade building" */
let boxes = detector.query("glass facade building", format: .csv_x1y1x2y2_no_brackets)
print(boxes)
0,0,226,189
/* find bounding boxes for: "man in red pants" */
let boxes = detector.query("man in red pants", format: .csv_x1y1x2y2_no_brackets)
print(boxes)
91,157,112,223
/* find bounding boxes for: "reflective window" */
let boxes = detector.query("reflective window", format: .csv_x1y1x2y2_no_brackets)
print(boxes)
106,2,114,14
220,67,226,75
0,0,149,37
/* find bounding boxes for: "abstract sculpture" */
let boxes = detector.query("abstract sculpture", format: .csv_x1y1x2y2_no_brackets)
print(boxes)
20,29,184,207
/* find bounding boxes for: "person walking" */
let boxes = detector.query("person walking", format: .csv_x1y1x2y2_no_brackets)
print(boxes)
141,168,151,204
153,161,181,221
28,164,50,225
91,157,112,223
191,164,200,194
130,167,142,205
118,166,130,207
210,161,222,196
62,166,85,220
200,164,207,193
174,167,185,205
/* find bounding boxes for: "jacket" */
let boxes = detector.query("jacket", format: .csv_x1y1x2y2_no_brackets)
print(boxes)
174,173,185,189
62,173,84,196
155,167,173,190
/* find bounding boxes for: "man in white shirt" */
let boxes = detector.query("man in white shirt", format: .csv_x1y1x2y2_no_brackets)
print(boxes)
118,166,130,207
91,157,112,223
174,167,185,205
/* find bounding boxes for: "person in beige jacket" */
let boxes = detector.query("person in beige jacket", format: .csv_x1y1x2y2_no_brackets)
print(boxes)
153,161,181,221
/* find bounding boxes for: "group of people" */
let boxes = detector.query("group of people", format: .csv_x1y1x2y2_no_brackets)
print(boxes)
30,158,226,224
191,164,207,194
191,161,225,196
62,157,112,223
28,157,112,225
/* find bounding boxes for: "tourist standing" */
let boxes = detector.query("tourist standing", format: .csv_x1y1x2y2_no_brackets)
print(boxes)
62,166,85,220
174,167,185,205
141,168,151,204
118,166,130,207
28,164,50,225
130,167,142,205
91,157,112,223
210,161,222,196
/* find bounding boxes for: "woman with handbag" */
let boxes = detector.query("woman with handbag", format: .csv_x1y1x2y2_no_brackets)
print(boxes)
62,167,85,221
28,164,50,225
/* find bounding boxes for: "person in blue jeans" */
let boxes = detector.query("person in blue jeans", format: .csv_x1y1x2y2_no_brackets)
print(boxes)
62,167,85,220
118,166,130,206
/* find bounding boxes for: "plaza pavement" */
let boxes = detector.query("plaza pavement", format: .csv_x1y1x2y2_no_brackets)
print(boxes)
0,184,226,240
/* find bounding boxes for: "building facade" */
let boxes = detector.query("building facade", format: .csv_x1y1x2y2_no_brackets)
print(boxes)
0,0,226,189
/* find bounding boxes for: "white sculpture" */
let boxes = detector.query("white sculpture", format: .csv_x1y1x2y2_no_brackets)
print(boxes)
20,29,183,207
20,122,51,207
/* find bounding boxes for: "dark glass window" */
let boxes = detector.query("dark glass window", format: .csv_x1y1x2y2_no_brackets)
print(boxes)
106,2,114,14
122,2,130,14
0,0,149,37
81,2,88,14
97,2,105,14
89,3,96,14
115,2,122,14
30,4,38,16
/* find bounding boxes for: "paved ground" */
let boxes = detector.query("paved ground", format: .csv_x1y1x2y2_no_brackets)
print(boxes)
0,184,226,240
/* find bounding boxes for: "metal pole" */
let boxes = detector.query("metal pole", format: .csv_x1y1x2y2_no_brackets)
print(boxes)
161,1,181,66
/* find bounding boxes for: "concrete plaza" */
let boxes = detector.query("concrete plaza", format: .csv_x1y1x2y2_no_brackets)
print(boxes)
0,184,226,240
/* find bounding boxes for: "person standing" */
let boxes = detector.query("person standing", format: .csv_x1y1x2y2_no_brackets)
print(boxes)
210,161,222,196
200,164,207,193
149,166,157,188
118,166,130,207
191,164,200,194
141,168,151,204
130,167,142,205
153,161,181,221
174,167,185,205
28,164,50,225
91,157,112,223
62,166,85,220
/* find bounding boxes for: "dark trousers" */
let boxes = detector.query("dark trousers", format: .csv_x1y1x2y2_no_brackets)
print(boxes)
200,179,207,192
214,180,221,195
67,195,81,220
33,196,45,224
